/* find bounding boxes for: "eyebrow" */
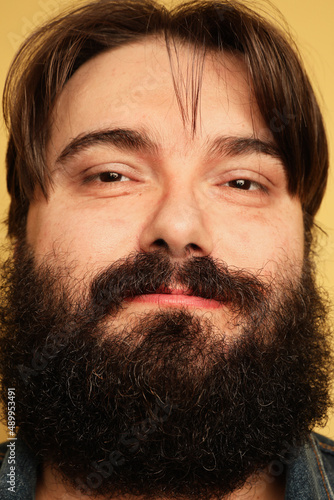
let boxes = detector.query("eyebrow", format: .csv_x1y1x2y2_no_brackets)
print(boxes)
206,136,281,160
56,128,159,164
55,127,282,165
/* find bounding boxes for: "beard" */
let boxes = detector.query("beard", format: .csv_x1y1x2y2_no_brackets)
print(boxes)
0,241,332,500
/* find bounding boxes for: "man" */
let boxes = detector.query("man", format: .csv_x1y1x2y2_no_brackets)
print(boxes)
0,0,333,498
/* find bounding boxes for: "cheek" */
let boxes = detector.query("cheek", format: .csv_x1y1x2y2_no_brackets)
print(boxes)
212,204,304,275
26,202,61,255
26,200,140,268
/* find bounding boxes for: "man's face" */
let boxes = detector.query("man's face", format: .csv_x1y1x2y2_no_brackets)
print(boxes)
27,37,304,321
5,38,326,500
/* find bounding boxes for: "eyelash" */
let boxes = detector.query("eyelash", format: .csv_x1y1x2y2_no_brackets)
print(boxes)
82,171,131,184
223,179,268,193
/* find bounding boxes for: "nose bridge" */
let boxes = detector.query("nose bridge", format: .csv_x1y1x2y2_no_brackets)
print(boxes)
157,182,197,233
139,173,213,258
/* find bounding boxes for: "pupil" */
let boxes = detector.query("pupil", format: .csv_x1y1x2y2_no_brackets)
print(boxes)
233,179,250,190
100,172,120,182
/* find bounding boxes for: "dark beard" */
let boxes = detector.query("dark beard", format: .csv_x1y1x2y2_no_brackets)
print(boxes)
0,242,332,500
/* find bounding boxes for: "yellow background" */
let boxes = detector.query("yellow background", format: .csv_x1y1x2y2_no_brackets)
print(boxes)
0,0,333,442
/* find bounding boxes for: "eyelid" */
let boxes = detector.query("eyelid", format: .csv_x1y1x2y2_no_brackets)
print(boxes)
79,162,143,181
210,156,285,185
214,169,272,187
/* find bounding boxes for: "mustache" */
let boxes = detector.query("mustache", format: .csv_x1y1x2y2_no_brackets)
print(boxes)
90,252,268,315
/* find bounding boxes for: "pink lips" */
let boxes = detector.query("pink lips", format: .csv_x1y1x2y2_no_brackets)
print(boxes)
125,288,221,310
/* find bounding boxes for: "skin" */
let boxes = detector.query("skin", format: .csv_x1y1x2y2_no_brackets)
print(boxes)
27,37,304,499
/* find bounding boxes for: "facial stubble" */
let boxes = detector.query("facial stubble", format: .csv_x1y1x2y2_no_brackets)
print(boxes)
0,243,332,499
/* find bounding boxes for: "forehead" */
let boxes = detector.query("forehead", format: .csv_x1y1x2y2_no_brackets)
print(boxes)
48,36,272,160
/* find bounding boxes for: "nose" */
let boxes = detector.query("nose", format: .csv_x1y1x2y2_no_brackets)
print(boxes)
139,185,213,259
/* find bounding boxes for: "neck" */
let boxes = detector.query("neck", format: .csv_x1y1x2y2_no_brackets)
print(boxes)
35,465,286,500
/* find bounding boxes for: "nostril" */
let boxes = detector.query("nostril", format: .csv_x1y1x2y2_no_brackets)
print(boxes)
153,238,168,249
152,240,202,255
187,243,201,252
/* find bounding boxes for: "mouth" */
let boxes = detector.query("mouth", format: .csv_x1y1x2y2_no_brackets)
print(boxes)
124,287,222,310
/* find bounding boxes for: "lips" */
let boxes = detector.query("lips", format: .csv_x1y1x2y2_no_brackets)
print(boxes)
125,286,222,310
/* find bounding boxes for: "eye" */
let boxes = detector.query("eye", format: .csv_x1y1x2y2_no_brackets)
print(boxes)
82,171,132,184
225,179,264,191
98,172,130,182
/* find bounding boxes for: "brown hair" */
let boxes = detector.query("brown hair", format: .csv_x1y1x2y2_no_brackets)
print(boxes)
3,0,328,238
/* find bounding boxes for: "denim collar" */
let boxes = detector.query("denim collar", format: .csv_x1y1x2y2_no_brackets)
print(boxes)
285,433,334,500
